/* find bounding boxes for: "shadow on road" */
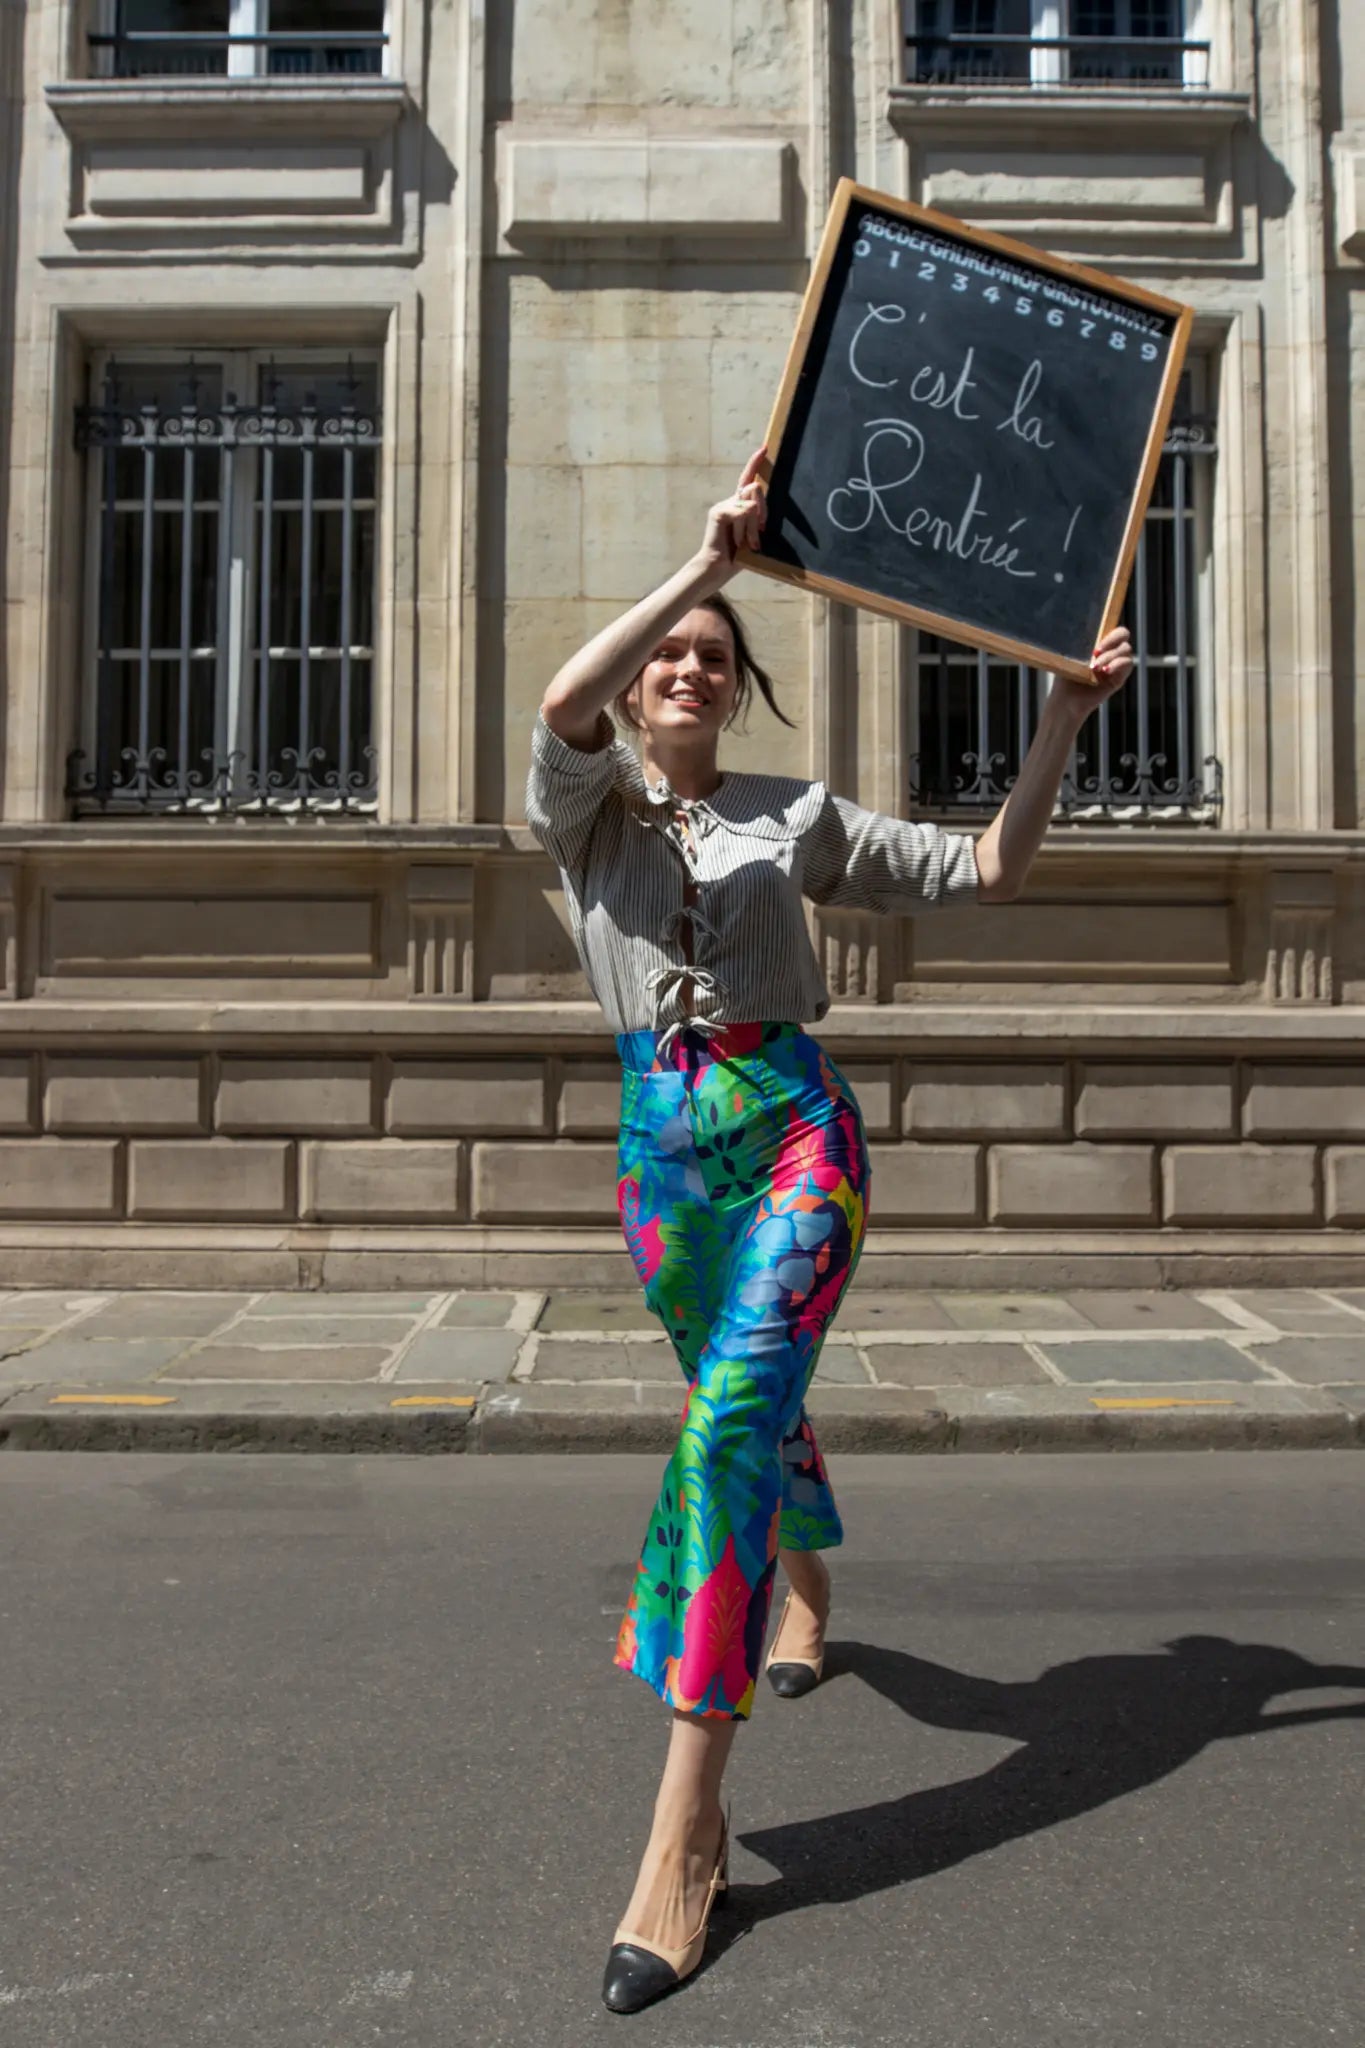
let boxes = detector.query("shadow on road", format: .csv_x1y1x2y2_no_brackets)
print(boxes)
726,1636,1365,1930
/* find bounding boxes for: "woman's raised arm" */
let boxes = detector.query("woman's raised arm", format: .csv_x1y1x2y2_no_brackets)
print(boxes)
539,449,767,749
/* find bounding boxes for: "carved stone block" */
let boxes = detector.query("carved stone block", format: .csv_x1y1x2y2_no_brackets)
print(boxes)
408,868,474,1002
1265,871,1335,1004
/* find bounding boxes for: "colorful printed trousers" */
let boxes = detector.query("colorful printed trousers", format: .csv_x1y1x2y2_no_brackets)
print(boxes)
613,1021,871,1720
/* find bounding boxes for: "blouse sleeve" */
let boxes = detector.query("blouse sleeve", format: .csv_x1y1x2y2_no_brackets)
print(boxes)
803,787,980,915
525,709,623,877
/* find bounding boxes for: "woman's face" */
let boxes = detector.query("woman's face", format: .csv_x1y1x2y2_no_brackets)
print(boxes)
627,608,739,741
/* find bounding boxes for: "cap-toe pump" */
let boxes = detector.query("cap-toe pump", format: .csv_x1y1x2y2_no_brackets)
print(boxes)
601,1810,729,2016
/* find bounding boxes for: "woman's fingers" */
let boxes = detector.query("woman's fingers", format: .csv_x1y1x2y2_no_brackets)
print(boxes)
737,445,768,490
1089,625,1134,684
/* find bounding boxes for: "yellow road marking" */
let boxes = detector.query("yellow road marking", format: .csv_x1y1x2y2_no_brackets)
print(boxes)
1090,1396,1236,1410
49,1393,179,1407
389,1395,477,1409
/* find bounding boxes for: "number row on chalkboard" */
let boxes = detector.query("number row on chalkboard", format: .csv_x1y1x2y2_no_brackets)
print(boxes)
852,241,1162,360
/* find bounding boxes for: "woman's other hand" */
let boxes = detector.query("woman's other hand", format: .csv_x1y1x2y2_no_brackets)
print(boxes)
692,448,768,593
1053,624,1135,720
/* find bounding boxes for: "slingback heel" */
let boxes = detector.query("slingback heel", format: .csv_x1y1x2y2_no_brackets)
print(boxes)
601,1809,729,2016
765,1589,827,1699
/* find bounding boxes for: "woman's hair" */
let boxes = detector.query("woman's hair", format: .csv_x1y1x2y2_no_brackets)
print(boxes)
613,591,797,733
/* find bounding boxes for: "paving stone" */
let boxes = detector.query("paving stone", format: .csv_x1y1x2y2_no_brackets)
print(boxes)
869,1342,1046,1388
166,1347,394,1382
1225,1290,1365,1335
836,1291,957,1331
1063,1291,1239,1332
436,1293,522,1329
226,1316,418,1349
536,1292,657,1333
74,1294,248,1341
939,1293,1092,1332
813,1343,869,1383
532,1338,676,1381
1040,1339,1267,1384
244,1293,438,1317
0,1336,190,1381
392,1329,524,1382
1322,1384,1365,1426
0,1294,102,1327
1244,1339,1365,1385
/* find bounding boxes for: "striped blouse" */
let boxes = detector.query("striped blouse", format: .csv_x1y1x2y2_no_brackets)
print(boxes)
526,710,979,1048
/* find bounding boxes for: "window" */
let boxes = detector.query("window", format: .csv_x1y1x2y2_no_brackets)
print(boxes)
89,1,388,79
904,0,1210,87
70,354,381,814
911,373,1220,821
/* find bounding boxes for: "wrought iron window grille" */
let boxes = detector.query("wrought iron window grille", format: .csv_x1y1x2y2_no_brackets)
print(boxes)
88,8,388,80
909,412,1221,823
905,32,1210,86
70,357,381,817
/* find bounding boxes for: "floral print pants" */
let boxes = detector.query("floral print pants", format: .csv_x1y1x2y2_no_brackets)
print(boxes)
613,1021,870,1720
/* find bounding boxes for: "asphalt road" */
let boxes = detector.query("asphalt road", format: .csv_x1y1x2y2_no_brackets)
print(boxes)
1,1453,1361,2048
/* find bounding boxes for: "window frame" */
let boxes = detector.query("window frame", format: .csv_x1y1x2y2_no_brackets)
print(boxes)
75,344,384,817
87,0,393,81
908,357,1220,825
901,0,1213,90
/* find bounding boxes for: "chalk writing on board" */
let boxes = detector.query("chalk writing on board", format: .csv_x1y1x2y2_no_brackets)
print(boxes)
755,187,1188,674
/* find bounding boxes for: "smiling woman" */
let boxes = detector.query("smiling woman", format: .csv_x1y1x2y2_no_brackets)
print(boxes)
528,448,1133,2015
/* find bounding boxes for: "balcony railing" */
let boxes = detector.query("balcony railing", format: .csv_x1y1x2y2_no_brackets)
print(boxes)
905,33,1210,87
88,31,387,79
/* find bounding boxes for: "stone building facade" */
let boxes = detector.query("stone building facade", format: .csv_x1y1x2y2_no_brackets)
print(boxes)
0,0,1362,1289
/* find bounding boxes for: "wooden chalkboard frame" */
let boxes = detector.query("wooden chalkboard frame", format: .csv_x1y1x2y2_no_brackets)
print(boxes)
739,179,1193,685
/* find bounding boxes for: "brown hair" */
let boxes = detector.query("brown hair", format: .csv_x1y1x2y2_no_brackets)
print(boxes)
613,591,796,733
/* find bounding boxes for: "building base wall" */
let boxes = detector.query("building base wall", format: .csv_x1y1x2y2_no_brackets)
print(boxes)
4,994,1365,1290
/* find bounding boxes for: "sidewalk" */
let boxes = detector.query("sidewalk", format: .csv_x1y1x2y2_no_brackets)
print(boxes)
1,1282,1362,1452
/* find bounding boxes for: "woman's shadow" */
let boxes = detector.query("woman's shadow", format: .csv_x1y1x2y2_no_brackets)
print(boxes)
724,1635,1365,1927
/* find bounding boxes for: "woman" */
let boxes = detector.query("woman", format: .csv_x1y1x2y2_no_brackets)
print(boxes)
527,448,1133,2015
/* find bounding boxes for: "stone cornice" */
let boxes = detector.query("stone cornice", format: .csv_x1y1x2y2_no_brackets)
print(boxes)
886,85,1253,138
45,77,410,144
1,1000,1363,1050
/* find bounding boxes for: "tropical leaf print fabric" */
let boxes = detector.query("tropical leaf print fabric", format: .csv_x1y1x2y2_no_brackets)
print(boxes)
614,1021,870,1720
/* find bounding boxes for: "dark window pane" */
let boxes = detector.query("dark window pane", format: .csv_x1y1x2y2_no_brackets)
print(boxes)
268,0,386,75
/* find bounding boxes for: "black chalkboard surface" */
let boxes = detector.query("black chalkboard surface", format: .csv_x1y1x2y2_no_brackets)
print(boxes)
743,182,1191,683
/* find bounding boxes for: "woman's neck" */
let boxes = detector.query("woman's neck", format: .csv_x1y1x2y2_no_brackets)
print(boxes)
641,736,723,804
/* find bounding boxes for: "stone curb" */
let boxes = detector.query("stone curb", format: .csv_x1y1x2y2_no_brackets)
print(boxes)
0,1381,1360,1454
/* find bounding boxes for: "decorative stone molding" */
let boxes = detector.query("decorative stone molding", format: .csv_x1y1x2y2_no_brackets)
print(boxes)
44,80,410,252
0,864,16,1000
1337,145,1365,259
815,909,895,1004
886,86,1252,138
498,134,793,243
887,86,1249,247
1265,871,1335,1005
407,868,474,1002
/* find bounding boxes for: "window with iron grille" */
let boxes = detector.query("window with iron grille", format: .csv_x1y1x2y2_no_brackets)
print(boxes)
88,1,388,79
70,354,380,815
911,372,1220,820
905,0,1211,87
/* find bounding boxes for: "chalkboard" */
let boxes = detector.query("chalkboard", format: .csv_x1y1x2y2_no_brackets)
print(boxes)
743,182,1191,683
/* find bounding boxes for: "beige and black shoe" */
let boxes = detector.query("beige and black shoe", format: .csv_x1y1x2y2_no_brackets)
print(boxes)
601,1810,729,2015
765,1589,827,1699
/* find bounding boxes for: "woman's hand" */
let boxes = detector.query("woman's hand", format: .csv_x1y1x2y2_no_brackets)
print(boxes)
691,447,768,593
1053,624,1135,724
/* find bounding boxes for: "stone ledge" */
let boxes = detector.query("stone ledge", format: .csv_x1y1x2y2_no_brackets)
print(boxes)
46,79,410,144
7,1001,1365,1049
